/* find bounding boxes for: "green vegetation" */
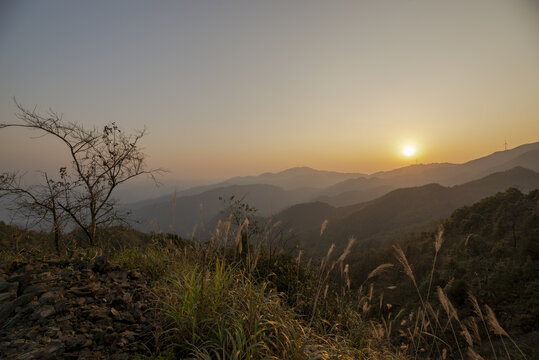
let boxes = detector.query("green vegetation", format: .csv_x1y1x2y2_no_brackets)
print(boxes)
346,188,538,358
1,188,536,359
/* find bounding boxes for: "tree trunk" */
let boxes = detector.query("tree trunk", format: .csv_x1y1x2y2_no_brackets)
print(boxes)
51,208,60,253
53,222,60,254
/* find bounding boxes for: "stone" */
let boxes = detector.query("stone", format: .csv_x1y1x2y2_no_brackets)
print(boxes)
44,327,60,338
22,283,47,297
0,258,157,359
14,293,37,307
38,291,57,304
41,342,64,360
0,280,9,292
93,330,105,345
63,335,87,351
0,291,16,304
54,298,69,313
38,305,55,319
91,256,107,273
0,300,16,323
14,348,44,360
69,286,94,296
127,269,141,280
89,308,109,321
120,330,136,342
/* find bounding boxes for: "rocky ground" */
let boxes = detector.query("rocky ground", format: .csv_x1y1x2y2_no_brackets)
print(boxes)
0,257,159,359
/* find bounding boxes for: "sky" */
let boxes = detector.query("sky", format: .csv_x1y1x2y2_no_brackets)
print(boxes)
1,0,539,184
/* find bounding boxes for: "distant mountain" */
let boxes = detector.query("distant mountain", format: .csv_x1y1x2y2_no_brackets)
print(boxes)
314,176,395,206
371,142,539,186
130,184,318,235
310,142,539,206
488,149,539,174
273,202,337,232
276,166,539,255
126,167,365,207
124,142,539,236
220,167,365,190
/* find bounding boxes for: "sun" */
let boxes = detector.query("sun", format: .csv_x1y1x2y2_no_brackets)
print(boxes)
402,145,416,157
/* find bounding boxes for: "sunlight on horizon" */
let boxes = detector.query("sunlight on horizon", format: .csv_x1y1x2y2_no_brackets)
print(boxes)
402,146,417,157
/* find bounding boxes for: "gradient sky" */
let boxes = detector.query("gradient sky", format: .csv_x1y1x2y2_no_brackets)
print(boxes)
1,0,538,183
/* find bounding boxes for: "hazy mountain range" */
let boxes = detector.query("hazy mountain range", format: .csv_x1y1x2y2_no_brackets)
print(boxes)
129,141,539,241
276,166,539,255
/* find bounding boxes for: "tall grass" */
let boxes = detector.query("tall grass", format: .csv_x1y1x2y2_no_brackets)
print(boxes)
125,217,373,359
7,204,527,359
358,226,529,359
126,214,530,359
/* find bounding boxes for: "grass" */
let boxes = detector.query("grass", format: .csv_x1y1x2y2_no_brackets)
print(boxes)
358,226,529,360
0,216,528,359
105,220,393,359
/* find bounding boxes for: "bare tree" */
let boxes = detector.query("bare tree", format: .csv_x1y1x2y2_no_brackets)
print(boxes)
0,171,65,252
0,100,163,246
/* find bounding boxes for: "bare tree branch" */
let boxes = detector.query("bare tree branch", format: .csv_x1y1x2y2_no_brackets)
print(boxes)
0,100,165,246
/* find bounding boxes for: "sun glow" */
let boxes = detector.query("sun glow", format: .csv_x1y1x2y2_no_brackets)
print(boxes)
402,145,416,157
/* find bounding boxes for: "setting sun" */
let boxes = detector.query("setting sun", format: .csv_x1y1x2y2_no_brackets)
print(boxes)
402,145,416,157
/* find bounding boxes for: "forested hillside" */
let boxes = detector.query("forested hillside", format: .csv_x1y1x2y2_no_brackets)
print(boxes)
346,188,539,357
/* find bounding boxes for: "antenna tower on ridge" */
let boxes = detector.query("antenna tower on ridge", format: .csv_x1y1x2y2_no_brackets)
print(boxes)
504,140,509,151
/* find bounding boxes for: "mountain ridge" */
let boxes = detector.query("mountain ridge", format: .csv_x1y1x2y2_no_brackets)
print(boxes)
125,142,539,237
275,166,539,255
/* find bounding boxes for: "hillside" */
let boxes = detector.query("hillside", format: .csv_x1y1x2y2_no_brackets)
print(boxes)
123,143,539,237
1,188,536,359
318,143,539,206
314,177,395,206
223,166,365,190
371,141,539,186
130,184,317,235
345,188,539,357
120,142,539,226
277,166,539,255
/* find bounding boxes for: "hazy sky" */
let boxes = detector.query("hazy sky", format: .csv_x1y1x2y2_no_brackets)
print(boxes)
1,0,538,182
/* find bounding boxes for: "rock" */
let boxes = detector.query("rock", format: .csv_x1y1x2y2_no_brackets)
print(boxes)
69,286,94,296
56,313,74,322
54,298,69,313
0,300,16,323
0,258,157,359
104,333,119,345
88,308,109,321
38,305,55,319
22,283,47,297
26,325,42,340
121,330,136,342
111,296,127,309
63,335,87,351
14,293,37,307
11,338,27,347
93,330,106,345
41,341,64,360
127,269,142,280
0,280,9,292
14,348,44,360
4,280,19,293
91,256,107,273
0,291,16,304
38,291,57,304
120,311,135,324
